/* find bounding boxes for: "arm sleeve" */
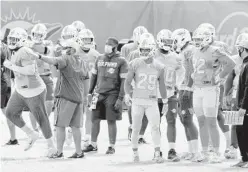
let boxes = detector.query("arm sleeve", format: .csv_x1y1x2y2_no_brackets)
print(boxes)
158,68,167,99
118,59,128,100
124,61,135,95
241,66,248,110
224,70,235,96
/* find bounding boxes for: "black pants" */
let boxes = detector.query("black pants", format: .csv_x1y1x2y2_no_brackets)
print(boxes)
236,114,248,162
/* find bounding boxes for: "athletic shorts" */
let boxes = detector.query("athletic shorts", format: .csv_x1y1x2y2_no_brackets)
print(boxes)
92,94,122,121
40,75,54,101
54,98,83,128
1,87,11,109
193,86,220,117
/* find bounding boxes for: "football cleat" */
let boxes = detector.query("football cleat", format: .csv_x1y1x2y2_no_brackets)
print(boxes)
168,149,180,162
5,139,19,145
153,151,164,163
24,131,39,151
83,144,98,153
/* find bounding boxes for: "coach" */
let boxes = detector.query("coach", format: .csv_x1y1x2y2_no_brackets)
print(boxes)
84,37,128,154
233,33,248,168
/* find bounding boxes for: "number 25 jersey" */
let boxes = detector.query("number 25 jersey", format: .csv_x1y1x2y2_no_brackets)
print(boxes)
129,57,164,100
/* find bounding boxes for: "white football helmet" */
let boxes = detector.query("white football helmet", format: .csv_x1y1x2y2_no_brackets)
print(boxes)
171,28,191,53
157,29,173,51
72,21,86,33
77,29,95,50
132,26,148,43
138,33,156,58
31,23,47,44
7,27,28,50
61,25,78,40
198,23,216,38
235,33,248,49
193,27,213,48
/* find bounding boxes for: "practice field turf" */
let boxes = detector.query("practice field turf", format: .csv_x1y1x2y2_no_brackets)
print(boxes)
1,110,246,172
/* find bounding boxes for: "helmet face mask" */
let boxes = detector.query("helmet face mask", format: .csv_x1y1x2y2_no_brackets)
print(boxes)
77,29,95,50
172,29,191,53
7,27,28,50
193,27,212,49
138,34,156,58
157,29,173,51
61,25,77,41
31,24,47,44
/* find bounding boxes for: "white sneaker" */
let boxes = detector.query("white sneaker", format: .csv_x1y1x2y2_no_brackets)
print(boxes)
83,140,90,148
224,146,238,159
209,152,222,163
66,128,73,146
46,146,57,158
153,151,164,163
24,131,39,151
191,152,204,162
133,151,140,162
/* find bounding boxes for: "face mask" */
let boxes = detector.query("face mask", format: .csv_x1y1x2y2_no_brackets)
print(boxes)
104,45,113,54
238,48,244,57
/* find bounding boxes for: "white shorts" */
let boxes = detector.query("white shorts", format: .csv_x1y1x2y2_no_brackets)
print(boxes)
193,86,220,117
131,98,160,131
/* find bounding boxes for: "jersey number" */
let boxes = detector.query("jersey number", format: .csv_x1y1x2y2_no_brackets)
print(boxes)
137,73,157,91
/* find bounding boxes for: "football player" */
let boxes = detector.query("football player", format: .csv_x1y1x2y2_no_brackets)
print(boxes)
122,27,149,143
124,34,166,163
3,27,56,157
155,29,185,162
76,28,100,147
28,23,55,132
192,27,235,163
197,23,232,158
171,28,203,162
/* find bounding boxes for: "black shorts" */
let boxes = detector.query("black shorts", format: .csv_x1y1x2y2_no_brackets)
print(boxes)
1,87,11,109
92,94,122,121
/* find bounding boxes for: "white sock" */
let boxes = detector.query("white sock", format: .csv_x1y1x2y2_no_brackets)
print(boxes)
169,143,175,150
224,131,231,149
191,140,198,153
46,138,55,148
188,141,193,153
91,141,97,147
21,125,34,136
139,135,143,139
85,135,91,141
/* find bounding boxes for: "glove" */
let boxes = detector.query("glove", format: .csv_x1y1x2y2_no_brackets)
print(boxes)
87,94,92,107
182,90,191,100
114,99,122,112
3,60,13,70
124,94,132,106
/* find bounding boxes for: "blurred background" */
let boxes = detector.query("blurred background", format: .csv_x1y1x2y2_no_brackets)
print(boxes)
1,1,248,54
